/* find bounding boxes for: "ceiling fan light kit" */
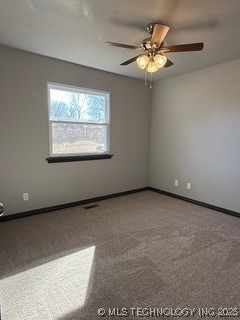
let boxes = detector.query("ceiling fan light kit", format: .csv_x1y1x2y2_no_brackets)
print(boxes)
137,54,167,72
105,22,204,89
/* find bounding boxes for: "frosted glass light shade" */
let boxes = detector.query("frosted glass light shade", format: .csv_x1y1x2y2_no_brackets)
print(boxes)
146,59,158,73
154,54,167,68
137,55,149,69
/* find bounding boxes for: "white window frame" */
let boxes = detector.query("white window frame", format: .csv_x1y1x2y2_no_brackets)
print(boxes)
47,82,110,157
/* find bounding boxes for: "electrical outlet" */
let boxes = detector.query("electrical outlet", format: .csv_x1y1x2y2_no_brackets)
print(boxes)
187,183,191,190
23,193,29,201
175,179,179,187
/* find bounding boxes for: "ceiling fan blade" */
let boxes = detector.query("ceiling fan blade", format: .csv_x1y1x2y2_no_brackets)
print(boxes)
161,42,204,53
151,24,170,48
105,41,141,50
164,59,174,68
120,55,141,66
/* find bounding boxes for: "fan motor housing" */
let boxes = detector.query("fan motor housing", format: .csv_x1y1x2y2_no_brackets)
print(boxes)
141,38,152,50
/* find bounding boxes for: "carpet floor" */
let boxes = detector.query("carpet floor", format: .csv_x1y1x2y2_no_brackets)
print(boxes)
1,191,240,319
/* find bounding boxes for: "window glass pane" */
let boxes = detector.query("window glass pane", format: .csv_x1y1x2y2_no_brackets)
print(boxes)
51,123,108,154
49,88,107,123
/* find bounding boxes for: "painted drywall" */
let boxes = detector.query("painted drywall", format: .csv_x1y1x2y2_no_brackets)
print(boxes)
150,58,240,212
0,45,151,215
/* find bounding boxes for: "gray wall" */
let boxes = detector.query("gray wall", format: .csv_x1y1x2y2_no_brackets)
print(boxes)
0,45,151,215
2,44,240,216
150,58,240,212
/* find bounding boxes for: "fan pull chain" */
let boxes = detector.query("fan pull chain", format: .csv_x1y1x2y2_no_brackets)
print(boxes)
149,72,153,90
145,69,148,85
144,70,153,90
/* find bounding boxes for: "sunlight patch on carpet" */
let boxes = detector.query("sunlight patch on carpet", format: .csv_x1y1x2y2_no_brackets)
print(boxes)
0,246,95,320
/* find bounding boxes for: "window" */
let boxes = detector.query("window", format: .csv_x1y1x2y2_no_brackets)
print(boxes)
47,83,111,161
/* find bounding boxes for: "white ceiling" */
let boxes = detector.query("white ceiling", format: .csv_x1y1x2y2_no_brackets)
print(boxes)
1,0,240,81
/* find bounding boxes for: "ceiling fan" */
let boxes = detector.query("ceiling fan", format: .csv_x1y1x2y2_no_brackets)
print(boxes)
105,22,204,74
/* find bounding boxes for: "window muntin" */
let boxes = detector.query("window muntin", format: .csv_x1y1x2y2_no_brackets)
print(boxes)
48,83,110,156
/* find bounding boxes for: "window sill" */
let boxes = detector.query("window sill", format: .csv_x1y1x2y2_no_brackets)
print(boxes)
46,154,113,163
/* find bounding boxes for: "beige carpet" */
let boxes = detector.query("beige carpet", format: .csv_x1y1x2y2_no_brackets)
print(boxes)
1,191,240,319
